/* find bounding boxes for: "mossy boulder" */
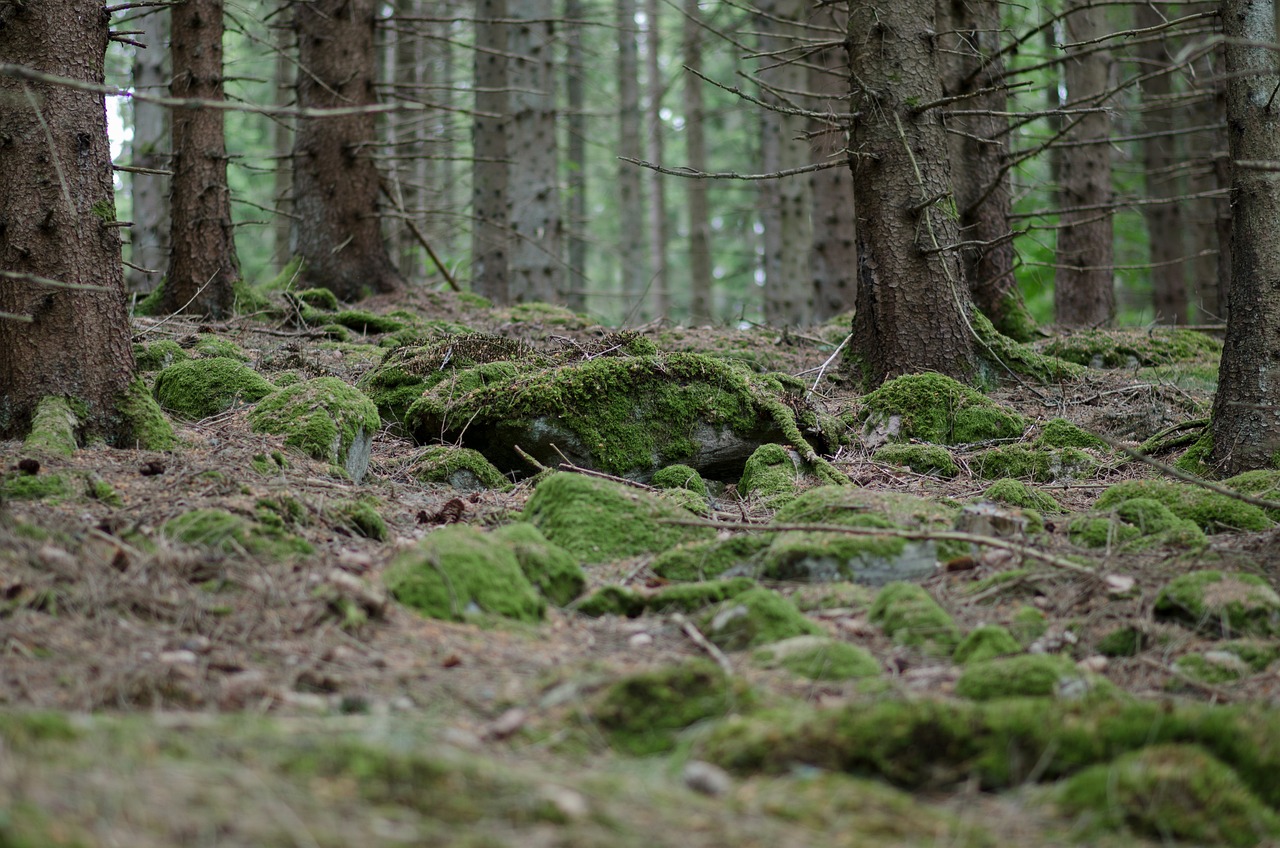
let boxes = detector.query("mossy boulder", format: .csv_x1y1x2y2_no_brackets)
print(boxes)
699,588,822,651
981,479,1062,513
1034,418,1108,450
970,445,1097,483
953,625,1022,665
116,376,177,450
153,357,275,420
651,534,775,582
868,582,960,655
1094,478,1272,534
1068,497,1207,552
860,373,1027,446
576,578,759,618
871,443,959,478
1223,469,1280,521
192,336,247,360
409,445,510,492
248,378,379,483
955,654,1105,701
490,523,586,607
753,636,880,681
1173,651,1252,685
327,498,388,541
523,473,714,563
383,524,544,623
22,396,78,457
162,508,313,558
1042,328,1221,368
133,339,189,372
592,660,742,755
1056,745,1280,847
738,444,811,508
1154,570,1280,638
651,463,711,513
1096,626,1148,658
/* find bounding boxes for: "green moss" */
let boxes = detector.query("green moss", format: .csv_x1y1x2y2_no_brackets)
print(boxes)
248,378,379,482
1069,497,1207,551
868,582,960,655
1010,605,1048,645
860,373,1028,445
972,310,1082,382
0,470,70,502
953,626,1022,665
1174,428,1215,477
91,197,115,222
956,654,1106,700
22,396,78,457
1219,638,1280,671
133,282,164,316
328,498,388,541
738,444,807,507
1095,479,1273,533
971,445,1097,483
410,445,511,491
494,302,586,328
192,336,246,360
1223,469,1280,521
651,534,775,581
981,478,1062,512
296,287,340,310
1057,745,1280,846
773,484,964,562
1154,570,1280,638
645,577,757,614
88,476,124,508
758,525,937,586
163,508,313,558
651,463,708,497
754,637,881,681
457,291,491,309
523,473,714,563
133,339,189,372
698,587,823,650
1042,328,1221,368
491,523,586,606
871,443,959,478
152,357,275,420
250,451,288,475
383,524,544,623
1033,418,1107,450
231,279,272,315
326,310,406,335
575,585,645,618
116,376,177,450
593,660,742,755
1174,652,1250,685
1097,626,1148,657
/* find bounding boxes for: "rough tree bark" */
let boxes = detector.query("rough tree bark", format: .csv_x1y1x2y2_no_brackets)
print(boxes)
617,0,648,320
0,0,136,441
808,18,857,324
1186,8,1230,323
1054,0,1115,327
564,0,589,312
1210,0,1280,474
645,0,670,319
683,0,713,324
846,0,978,384
164,0,240,317
293,0,403,300
128,6,169,294
272,21,295,271
471,0,510,303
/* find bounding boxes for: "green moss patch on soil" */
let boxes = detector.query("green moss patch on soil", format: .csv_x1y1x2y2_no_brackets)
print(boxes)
1068,497,1207,552
21,396,78,457
1041,327,1221,368
162,507,314,558
1034,417,1109,450
970,445,1097,483
868,582,961,655
871,443,959,478
981,478,1062,512
592,660,744,755
738,443,810,508
490,522,586,607
753,636,881,681
698,587,823,651
955,654,1106,701
860,373,1028,446
133,339,189,372
248,377,379,482
1154,570,1280,638
650,534,775,582
152,356,275,420
116,376,178,450
952,625,1022,665
1094,478,1273,534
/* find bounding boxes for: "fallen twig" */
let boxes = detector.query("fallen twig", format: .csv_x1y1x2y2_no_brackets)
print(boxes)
673,613,734,676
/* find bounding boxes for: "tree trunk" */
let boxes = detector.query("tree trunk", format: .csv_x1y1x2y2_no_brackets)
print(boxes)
617,0,648,320
128,6,169,294
0,0,136,441
507,0,564,303
1211,0,1280,475
471,0,510,303
293,0,403,300
1054,0,1115,327
564,0,589,312
1135,2,1188,325
1186,9,1230,323
846,0,978,385
683,0,713,324
165,0,239,317
645,0,670,319
808,18,857,324
272,22,295,271
937,0,1031,340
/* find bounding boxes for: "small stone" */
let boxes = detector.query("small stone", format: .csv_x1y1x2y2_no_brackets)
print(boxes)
158,650,199,665
683,760,732,797
180,636,213,653
218,670,270,709
484,708,527,740
1105,574,1137,597
1076,655,1109,673
540,785,589,820
628,632,654,648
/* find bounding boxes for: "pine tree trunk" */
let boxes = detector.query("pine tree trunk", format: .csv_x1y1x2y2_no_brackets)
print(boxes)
1186,11,1230,323
272,23,295,271
0,0,136,441
1211,0,1280,474
165,0,239,317
683,0,713,324
471,0,510,303
617,0,648,320
564,0,589,312
293,0,403,300
846,0,978,385
808,18,857,324
645,0,670,319
1054,0,1115,327
128,6,169,294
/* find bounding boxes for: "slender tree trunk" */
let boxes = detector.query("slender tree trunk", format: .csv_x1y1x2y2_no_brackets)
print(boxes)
272,22,295,271
617,0,648,320
645,0,670,319
846,0,978,385
389,0,421,280
1135,2,1188,325
1054,0,1115,327
0,0,136,441
758,0,814,328
1187,10,1230,322
471,0,510,303
128,7,169,294
1211,0,1280,475
683,0,713,324
937,0,1031,340
507,0,564,303
564,0,589,312
165,0,239,317
293,0,403,300
808,18,857,324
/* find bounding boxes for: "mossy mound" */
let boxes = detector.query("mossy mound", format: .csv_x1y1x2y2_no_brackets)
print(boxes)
651,463,711,513
1223,469,1280,521
971,310,1084,382
1096,626,1148,657
1056,744,1280,846
192,336,247,361
116,377,177,450
22,396,78,457
1041,328,1221,368
248,377,379,483
153,357,275,420
295,287,339,310
981,478,1062,513
0,469,71,502
650,534,775,582
860,373,1027,446
970,445,1097,483
756,525,936,586
490,523,586,607
574,577,759,619
774,485,958,530
592,660,743,755
953,625,1022,665
327,498,388,541
1033,417,1108,450
1068,497,1207,552
868,582,960,655
162,508,313,558
1173,651,1252,685
409,445,510,492
1010,605,1049,645
698,587,823,651
133,339,189,372
753,636,880,681
523,473,714,563
1154,570,1280,638
738,444,810,508
871,443,959,478
383,525,544,623
1094,478,1273,534
955,654,1106,701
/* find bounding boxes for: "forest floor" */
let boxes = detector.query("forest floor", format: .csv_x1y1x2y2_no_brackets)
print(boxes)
2,289,1277,847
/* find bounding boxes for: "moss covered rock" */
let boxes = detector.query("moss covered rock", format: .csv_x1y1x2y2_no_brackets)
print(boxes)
651,534,775,582
248,377,379,483
970,445,1097,483
699,588,822,651
738,444,810,508
1154,570,1280,638
0,469,71,502
861,373,1027,446
163,508,313,558
576,578,758,618
192,336,247,361
1223,469,1280,521
868,582,960,655
871,443,959,478
153,357,274,420
21,396,78,457
1068,497,1207,552
981,479,1062,513
593,660,742,755
1042,328,1221,368
953,625,1022,665
1033,418,1108,450
1094,479,1272,534
523,473,714,563
133,339,189,372
327,498,388,541
753,636,880,681
955,654,1105,701
409,445,510,492
491,522,585,606
383,525,544,623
